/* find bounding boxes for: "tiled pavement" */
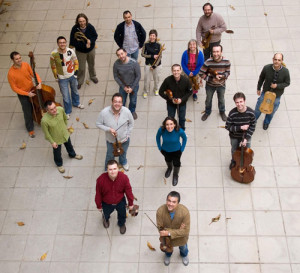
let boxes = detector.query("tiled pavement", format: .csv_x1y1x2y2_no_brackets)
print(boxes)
0,0,300,272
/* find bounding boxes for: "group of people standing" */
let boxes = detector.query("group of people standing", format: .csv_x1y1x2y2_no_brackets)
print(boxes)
7,2,291,267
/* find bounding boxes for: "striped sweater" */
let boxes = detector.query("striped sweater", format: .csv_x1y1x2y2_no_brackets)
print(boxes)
225,107,256,140
200,57,231,87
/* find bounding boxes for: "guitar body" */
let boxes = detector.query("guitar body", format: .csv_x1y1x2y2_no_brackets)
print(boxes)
259,91,276,114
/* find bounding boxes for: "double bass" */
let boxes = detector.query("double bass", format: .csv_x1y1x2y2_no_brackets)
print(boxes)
28,51,61,124
231,137,256,184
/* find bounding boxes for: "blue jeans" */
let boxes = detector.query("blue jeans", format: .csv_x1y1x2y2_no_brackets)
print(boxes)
58,75,80,115
105,138,130,170
127,49,139,60
254,92,281,125
230,137,251,157
119,85,139,113
166,244,189,258
102,197,127,227
205,84,225,115
167,103,187,130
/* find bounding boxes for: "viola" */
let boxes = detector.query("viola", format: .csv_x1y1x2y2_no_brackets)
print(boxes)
28,51,61,124
159,228,173,253
231,141,256,184
113,136,124,157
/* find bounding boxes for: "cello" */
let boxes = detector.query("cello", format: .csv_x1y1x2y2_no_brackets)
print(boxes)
28,51,61,124
231,135,256,184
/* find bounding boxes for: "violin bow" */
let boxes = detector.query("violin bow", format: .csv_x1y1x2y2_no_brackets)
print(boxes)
144,213,160,231
100,210,111,244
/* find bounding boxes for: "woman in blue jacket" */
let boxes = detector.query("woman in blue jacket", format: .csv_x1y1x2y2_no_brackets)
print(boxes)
181,39,204,101
156,117,187,186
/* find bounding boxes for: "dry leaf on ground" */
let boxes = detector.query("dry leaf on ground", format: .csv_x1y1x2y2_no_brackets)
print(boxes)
76,117,80,122
171,24,173,28
209,214,221,225
40,252,48,261
144,4,151,7
229,5,235,10
20,141,26,150
17,222,25,226
164,177,167,185
147,241,156,251
87,1,90,6
88,98,95,105
6,23,9,27
264,12,268,16
63,175,73,179
137,165,143,170
67,125,74,134
82,122,89,129
186,118,192,122
86,80,90,85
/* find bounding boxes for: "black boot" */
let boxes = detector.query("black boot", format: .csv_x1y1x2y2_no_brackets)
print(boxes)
165,161,173,178
172,166,180,186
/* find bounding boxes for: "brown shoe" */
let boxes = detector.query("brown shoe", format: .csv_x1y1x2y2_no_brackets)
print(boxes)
103,218,110,228
132,112,138,120
201,113,209,121
91,77,98,84
120,224,126,234
220,112,227,121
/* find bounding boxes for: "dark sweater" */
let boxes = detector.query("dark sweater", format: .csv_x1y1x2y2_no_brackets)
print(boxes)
159,75,192,105
156,127,187,152
225,107,256,140
114,20,146,49
69,23,98,53
141,41,162,67
257,64,290,98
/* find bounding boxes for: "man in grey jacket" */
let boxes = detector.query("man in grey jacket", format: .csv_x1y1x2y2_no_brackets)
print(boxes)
96,93,134,171
113,48,141,120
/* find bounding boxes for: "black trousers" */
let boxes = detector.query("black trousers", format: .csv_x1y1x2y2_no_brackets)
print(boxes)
18,94,34,132
204,40,221,61
102,197,127,227
53,137,76,167
161,149,182,167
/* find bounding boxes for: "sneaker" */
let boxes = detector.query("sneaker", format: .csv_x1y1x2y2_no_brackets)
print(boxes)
66,114,70,120
76,104,85,109
123,163,129,171
78,84,81,90
143,92,148,99
201,113,209,121
182,255,189,266
154,90,159,96
132,112,138,120
103,218,110,228
164,255,171,266
120,224,126,234
220,112,227,121
91,77,98,84
74,154,83,160
57,166,65,173
29,131,35,138
193,94,198,101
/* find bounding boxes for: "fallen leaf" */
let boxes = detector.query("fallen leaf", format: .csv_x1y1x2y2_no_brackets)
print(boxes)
6,23,9,27
26,42,30,45
217,126,226,128
88,98,95,105
68,125,74,134
112,29,115,33
171,24,173,28
95,44,98,48
186,118,192,122
147,241,156,251
144,4,151,7
229,5,235,10
264,12,267,16
63,175,73,179
209,214,221,225
163,177,167,185
225,30,234,34
86,80,90,85
87,1,90,6
201,110,205,114
120,169,125,173
20,141,26,150
82,122,89,129
76,117,80,122
0,8,8,15
4,2,11,6
17,222,25,226
137,165,143,170
225,217,231,222
62,15,66,19
40,252,48,261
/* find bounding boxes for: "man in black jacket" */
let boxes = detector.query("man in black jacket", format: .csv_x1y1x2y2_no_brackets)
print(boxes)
70,13,98,89
159,64,193,130
114,10,146,60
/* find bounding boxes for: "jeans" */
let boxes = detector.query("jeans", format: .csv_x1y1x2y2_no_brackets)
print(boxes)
17,94,34,132
53,137,76,167
204,40,220,61
58,75,80,115
205,84,225,115
167,103,187,130
102,197,127,227
76,48,97,85
166,244,189,258
119,85,139,113
127,49,139,60
144,65,161,93
105,138,130,170
254,92,281,125
161,149,182,167
230,137,251,157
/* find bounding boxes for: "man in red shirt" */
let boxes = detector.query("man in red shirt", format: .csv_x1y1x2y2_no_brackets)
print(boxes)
95,160,134,234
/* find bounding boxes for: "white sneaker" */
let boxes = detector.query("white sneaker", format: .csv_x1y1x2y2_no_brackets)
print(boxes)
122,163,129,171
154,90,159,96
143,92,148,99
164,255,170,266
182,255,189,266
77,104,85,109
66,114,70,120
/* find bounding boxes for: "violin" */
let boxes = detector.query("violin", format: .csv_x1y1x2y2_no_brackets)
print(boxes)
201,26,215,49
128,204,139,217
231,139,256,183
207,67,218,77
28,51,61,124
113,136,124,157
159,227,173,253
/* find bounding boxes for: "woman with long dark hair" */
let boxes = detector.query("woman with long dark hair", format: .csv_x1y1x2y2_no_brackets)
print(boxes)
156,117,187,186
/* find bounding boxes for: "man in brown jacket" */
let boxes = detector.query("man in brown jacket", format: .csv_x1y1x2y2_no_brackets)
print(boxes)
156,191,190,266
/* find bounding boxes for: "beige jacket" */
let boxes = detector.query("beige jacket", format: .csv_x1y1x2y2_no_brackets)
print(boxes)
156,204,190,247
